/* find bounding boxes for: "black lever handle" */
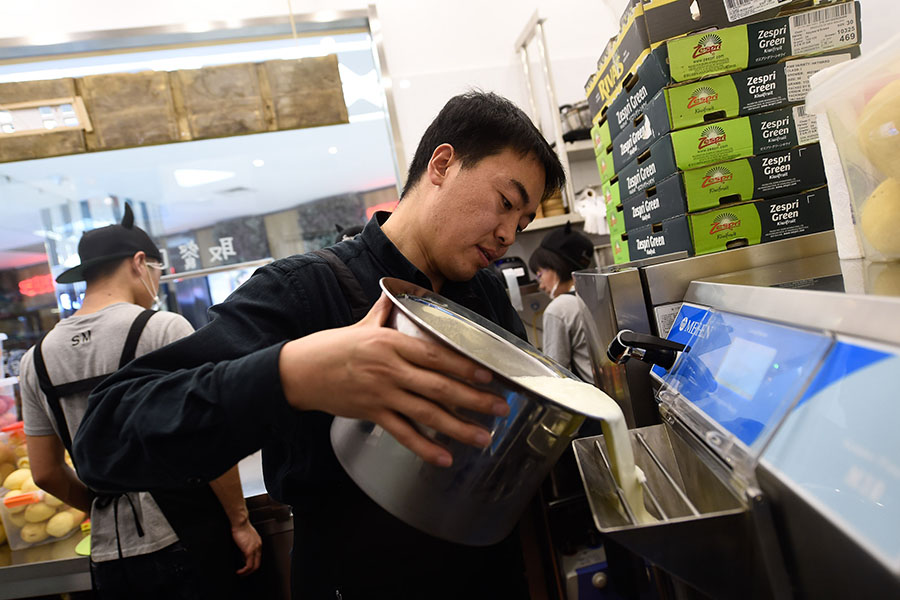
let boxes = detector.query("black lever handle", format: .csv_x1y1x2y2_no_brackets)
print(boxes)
607,329,687,370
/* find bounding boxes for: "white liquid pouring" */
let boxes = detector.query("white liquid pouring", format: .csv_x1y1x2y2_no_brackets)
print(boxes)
514,376,655,524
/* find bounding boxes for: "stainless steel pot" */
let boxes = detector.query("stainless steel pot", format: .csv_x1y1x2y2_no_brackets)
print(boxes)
330,277,588,546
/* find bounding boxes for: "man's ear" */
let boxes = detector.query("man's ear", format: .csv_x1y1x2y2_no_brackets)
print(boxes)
131,251,146,275
426,144,455,187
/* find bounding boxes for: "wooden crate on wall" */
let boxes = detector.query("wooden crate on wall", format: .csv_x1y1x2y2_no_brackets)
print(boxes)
0,79,87,162
171,63,268,139
79,71,182,150
261,55,348,130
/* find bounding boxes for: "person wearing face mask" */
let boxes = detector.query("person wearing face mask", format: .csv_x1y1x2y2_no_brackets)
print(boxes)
529,223,595,382
18,204,261,599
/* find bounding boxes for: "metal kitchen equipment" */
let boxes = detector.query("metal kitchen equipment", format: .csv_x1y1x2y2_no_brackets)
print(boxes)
331,277,600,546
573,232,838,429
574,281,900,599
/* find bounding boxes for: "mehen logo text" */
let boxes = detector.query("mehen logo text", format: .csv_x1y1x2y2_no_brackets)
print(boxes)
709,212,741,235
693,34,723,59
698,126,727,150
687,86,719,110
701,166,734,188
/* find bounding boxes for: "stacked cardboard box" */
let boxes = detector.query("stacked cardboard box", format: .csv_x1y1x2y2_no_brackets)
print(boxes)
585,0,861,263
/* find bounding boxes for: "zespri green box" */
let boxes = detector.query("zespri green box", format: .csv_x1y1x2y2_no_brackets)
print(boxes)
665,51,855,130
667,2,861,83
670,105,817,171
596,146,616,184
611,232,631,265
607,199,625,236
602,178,621,207
592,120,612,156
681,144,827,212
687,186,833,255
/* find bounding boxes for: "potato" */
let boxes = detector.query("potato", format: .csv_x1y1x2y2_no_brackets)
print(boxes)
24,501,55,523
20,522,49,543
20,476,39,492
2,468,31,491
13,445,27,458
46,511,76,538
0,462,14,482
8,512,26,528
0,444,15,465
44,493,64,508
3,490,27,514
16,457,29,469
67,508,87,524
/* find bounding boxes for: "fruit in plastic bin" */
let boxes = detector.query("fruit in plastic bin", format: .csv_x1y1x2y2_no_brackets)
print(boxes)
44,493,63,508
0,443,14,465
860,178,900,257
0,462,14,482
20,522,49,543
3,468,30,490
46,510,77,537
67,508,87,523
24,501,55,523
8,512,26,528
21,475,38,492
858,80,900,180
16,457,29,469
13,445,27,458
4,490,27,513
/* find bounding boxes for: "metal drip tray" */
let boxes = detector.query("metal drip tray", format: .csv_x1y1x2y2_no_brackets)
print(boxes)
573,417,788,599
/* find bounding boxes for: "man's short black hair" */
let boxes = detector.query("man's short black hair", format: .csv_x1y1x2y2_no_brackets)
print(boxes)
529,247,578,283
83,256,129,285
401,91,566,201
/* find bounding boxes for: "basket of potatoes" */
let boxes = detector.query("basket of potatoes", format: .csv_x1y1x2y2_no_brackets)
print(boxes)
2,466,86,551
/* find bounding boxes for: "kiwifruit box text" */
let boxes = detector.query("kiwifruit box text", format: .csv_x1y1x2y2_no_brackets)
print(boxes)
666,2,861,83
626,215,694,261
665,50,855,130
607,45,670,141
688,186,833,255
682,143,827,212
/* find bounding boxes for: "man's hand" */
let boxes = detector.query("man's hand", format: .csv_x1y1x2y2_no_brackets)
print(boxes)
279,293,509,467
231,519,262,576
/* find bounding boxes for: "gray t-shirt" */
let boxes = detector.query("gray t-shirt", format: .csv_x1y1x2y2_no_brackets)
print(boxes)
541,293,592,382
20,302,194,562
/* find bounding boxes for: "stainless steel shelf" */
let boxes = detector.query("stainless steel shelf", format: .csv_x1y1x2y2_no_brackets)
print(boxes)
522,213,584,233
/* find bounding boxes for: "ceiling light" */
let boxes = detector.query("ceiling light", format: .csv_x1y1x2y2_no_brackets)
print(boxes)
328,146,338,155
173,168,235,187
252,159,265,167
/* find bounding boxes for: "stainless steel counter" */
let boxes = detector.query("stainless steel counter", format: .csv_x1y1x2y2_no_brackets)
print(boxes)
0,451,271,599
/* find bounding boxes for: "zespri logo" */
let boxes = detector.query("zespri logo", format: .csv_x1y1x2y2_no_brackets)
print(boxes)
687,86,719,110
698,125,727,150
709,212,741,234
692,34,723,59
701,166,734,188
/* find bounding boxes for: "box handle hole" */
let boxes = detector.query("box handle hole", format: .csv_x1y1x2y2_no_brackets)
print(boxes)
726,238,749,250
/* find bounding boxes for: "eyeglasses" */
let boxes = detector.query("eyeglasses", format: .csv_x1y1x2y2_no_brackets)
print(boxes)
146,261,166,271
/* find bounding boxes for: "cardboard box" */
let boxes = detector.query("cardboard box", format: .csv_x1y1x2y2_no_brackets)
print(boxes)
607,199,626,236
665,50,855,129
615,132,680,199
681,143,826,211
596,146,616,184
623,174,689,231
602,178,622,207
607,45,670,141
667,2,861,83
611,87,671,172
612,232,631,264
688,186,832,255
585,1,653,122
627,216,694,260
591,120,612,155
670,104,818,170
641,0,817,45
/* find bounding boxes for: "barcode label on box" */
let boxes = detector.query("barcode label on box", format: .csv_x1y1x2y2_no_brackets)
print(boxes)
790,3,858,56
724,0,793,23
793,105,818,145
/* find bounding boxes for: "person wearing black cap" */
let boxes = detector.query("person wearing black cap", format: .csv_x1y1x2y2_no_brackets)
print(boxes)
528,222,594,381
18,204,261,599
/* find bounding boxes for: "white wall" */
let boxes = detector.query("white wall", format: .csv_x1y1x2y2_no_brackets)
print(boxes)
0,0,892,169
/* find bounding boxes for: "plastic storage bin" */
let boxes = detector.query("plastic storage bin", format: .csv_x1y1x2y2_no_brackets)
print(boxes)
1,482,85,551
806,34,900,262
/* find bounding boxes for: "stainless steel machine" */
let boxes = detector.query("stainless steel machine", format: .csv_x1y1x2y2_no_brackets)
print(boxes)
572,274,900,599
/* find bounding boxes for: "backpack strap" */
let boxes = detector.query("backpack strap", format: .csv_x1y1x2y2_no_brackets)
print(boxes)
118,309,156,368
312,248,370,322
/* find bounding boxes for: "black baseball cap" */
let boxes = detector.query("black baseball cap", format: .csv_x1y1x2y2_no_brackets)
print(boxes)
56,203,162,284
539,221,593,270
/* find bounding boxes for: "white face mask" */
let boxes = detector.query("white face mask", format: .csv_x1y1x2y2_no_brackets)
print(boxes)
141,266,162,310
550,281,559,298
